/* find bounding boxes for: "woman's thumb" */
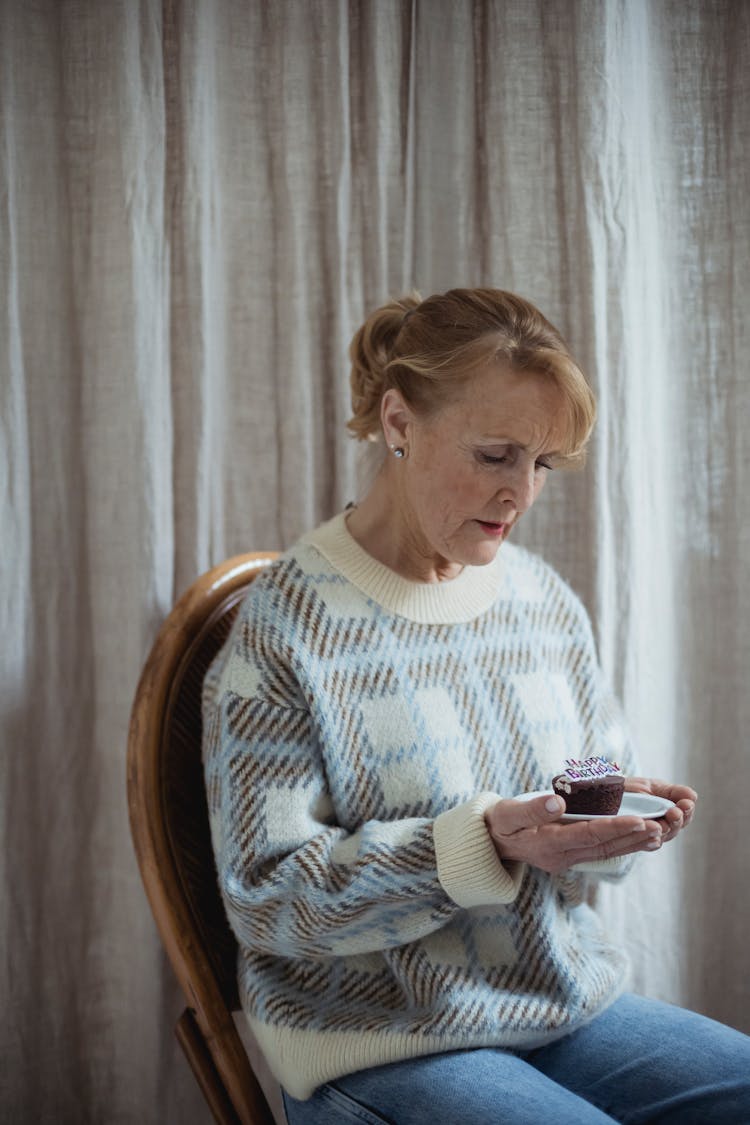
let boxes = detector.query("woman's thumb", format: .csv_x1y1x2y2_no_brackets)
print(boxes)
486,793,565,838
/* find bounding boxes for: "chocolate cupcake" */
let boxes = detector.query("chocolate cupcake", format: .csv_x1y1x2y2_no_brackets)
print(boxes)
551,757,625,815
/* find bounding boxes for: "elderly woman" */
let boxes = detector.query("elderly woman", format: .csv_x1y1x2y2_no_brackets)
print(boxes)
203,289,750,1124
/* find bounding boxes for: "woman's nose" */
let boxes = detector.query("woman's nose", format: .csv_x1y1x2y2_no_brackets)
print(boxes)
497,462,537,514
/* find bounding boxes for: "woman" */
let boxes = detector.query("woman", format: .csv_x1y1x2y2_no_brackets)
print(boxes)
202,289,750,1123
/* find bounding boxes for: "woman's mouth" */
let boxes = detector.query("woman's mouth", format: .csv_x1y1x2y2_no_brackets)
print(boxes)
476,520,507,538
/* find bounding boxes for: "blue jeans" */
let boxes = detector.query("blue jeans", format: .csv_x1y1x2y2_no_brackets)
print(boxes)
281,994,750,1124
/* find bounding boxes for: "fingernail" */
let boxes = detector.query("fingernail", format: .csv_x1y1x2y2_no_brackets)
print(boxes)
546,797,563,813
648,830,661,840
646,839,661,850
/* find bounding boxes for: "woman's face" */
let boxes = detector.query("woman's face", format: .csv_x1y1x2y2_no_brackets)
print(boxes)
387,363,569,578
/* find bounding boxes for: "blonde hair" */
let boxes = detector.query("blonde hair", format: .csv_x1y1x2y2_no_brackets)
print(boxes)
347,287,596,466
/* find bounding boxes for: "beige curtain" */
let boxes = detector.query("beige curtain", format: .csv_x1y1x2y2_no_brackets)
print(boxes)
2,1,748,1120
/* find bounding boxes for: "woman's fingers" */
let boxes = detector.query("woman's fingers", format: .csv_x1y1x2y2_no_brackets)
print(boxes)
485,796,663,873
626,776,698,811
676,798,695,827
623,777,697,842
563,819,663,866
656,781,698,805
659,804,684,841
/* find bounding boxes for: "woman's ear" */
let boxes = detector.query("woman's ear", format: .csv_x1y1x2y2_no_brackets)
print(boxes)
380,388,412,449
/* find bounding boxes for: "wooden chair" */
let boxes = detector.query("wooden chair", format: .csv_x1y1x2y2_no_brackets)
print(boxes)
127,552,282,1125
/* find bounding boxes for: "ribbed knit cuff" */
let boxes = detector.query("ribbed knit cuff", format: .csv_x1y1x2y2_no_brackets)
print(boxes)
433,793,525,908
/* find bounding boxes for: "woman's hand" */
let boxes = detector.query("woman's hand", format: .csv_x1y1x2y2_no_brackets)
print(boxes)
624,776,698,844
484,792,666,875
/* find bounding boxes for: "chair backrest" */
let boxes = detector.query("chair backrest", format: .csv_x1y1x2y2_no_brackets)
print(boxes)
127,553,278,1125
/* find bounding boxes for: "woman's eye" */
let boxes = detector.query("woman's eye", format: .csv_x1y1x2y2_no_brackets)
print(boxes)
476,449,555,470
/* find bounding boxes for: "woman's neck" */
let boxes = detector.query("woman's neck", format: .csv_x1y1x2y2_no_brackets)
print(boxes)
345,470,464,585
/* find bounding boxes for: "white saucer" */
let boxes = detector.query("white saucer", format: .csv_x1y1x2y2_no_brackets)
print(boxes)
512,790,675,823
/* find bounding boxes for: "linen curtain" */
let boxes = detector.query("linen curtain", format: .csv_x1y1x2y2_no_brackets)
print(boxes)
2,1,748,1120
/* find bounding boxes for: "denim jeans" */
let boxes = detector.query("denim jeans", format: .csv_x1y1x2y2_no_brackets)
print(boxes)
281,993,750,1124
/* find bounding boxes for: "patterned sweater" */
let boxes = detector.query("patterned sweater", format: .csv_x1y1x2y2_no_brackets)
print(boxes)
202,512,637,1099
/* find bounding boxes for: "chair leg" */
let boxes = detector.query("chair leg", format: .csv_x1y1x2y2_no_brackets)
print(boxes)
176,1008,241,1125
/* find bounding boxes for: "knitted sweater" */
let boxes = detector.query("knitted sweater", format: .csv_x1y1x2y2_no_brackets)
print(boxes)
202,513,637,1099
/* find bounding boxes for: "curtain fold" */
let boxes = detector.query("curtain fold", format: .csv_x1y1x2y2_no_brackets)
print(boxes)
1,1,747,1120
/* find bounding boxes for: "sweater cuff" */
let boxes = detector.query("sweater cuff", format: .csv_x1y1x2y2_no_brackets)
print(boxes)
434,793,525,908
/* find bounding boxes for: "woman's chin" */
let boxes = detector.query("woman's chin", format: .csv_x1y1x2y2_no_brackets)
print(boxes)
454,537,505,569
474,543,504,566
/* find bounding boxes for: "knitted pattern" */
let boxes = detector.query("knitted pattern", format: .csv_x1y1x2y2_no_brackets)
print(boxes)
202,513,637,1099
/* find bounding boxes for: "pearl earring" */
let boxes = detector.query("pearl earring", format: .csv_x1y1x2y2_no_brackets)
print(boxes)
390,444,405,459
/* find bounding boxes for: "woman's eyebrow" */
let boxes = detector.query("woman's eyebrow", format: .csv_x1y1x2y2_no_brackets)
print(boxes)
476,436,562,457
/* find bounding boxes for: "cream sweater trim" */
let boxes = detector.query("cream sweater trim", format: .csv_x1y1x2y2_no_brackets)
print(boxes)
302,512,505,624
433,792,526,907
246,1010,584,1101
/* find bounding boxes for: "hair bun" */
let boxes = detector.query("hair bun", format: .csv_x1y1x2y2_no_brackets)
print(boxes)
347,294,421,442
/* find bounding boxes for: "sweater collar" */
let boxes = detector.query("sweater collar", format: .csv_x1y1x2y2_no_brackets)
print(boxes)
302,512,504,624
